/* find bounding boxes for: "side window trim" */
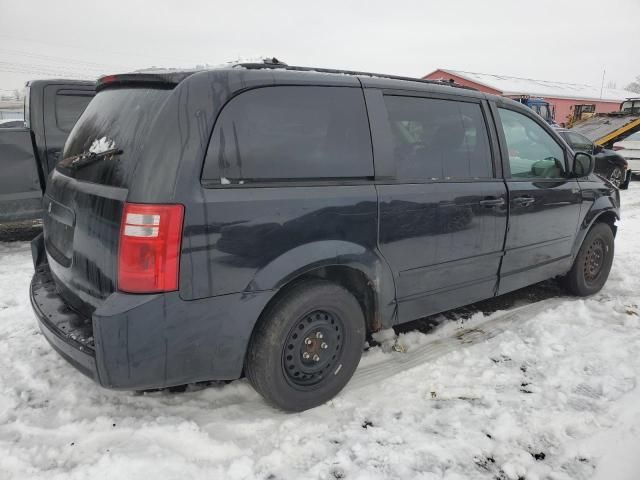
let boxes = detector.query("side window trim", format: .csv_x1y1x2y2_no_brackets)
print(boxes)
486,100,508,179
362,88,395,180
493,103,570,180
382,93,495,182
480,99,501,179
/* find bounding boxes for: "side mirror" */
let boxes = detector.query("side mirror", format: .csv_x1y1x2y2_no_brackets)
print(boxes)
573,151,594,177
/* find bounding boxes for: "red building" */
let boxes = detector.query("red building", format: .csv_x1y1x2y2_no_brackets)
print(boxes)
423,69,636,126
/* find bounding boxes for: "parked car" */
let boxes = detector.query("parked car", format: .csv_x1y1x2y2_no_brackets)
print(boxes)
0,79,94,224
30,63,619,412
0,119,24,128
613,131,640,175
555,128,630,189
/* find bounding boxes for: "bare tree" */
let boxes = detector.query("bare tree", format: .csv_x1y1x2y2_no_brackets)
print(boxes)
627,76,640,94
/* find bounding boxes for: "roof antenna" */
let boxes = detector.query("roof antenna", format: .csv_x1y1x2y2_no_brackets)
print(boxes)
264,57,287,66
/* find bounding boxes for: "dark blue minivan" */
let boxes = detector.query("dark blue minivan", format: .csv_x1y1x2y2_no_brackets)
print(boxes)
30,61,619,411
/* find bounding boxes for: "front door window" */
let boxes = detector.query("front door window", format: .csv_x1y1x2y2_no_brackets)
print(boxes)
498,108,566,179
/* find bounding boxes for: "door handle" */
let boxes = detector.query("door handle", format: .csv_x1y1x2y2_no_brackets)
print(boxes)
513,196,535,207
479,197,505,207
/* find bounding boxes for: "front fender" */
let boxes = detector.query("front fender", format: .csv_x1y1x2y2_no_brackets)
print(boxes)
582,193,619,229
248,240,397,328
572,184,620,258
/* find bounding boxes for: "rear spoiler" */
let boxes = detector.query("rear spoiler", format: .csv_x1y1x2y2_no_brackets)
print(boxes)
96,72,195,92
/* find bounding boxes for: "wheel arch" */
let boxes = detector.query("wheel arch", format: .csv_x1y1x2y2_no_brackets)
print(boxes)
247,240,396,331
242,261,391,378
572,207,619,262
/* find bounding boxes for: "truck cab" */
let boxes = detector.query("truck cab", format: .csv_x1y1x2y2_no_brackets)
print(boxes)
621,98,640,115
0,79,94,224
515,96,556,125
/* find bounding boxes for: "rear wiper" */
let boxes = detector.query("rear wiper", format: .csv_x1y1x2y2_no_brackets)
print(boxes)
64,148,123,170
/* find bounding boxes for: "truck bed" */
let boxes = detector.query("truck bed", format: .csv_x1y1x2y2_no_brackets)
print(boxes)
572,114,640,146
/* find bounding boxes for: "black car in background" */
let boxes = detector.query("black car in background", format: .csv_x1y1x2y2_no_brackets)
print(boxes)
556,128,630,189
30,62,620,412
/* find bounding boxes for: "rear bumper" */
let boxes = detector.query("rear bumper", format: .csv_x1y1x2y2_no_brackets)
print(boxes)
30,263,98,381
30,234,275,390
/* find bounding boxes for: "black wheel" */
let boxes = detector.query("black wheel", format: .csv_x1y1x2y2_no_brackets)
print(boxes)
608,166,624,188
245,280,365,411
620,170,631,190
562,223,614,296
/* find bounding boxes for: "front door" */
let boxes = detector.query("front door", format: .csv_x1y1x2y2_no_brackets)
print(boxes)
371,92,508,323
494,104,582,294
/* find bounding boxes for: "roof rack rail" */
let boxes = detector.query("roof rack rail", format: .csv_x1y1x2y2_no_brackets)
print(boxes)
234,58,476,91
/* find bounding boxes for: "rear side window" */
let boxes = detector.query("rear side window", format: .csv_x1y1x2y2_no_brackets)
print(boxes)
202,86,373,183
55,92,93,132
384,96,493,180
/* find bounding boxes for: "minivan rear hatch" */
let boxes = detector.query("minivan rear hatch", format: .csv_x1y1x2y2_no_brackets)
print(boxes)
44,78,175,315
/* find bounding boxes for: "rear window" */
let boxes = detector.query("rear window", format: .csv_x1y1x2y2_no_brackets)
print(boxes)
60,88,170,186
384,96,493,180
55,92,93,132
201,86,373,183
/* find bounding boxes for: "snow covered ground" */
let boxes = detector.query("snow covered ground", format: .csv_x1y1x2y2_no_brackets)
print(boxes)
1,187,640,480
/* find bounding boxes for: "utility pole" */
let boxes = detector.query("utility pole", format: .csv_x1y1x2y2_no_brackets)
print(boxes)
600,68,606,99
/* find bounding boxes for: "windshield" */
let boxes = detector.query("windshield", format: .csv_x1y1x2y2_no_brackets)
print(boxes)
621,100,640,113
538,105,550,121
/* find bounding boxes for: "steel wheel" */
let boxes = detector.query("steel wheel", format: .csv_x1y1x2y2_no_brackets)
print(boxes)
282,310,343,388
245,280,365,411
583,238,606,285
608,167,623,188
563,223,614,296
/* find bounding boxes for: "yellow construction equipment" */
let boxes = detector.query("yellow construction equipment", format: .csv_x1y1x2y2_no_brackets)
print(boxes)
571,98,640,148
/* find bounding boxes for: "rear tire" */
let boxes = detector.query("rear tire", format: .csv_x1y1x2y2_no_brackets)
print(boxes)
245,280,365,412
562,223,614,296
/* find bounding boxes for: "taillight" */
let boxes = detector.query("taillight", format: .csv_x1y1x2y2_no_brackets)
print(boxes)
118,203,184,293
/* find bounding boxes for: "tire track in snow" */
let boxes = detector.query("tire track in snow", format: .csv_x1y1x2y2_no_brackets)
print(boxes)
346,298,566,392
176,298,569,417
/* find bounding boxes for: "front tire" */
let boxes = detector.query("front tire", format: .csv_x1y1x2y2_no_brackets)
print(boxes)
563,223,614,296
245,280,365,412
608,166,624,188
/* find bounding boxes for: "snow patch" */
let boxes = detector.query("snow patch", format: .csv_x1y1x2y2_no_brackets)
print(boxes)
89,137,116,154
1,187,640,479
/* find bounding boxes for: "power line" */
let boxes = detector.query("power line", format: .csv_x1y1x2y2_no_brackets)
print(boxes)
0,60,106,75
0,47,130,71
0,62,98,79
0,33,202,67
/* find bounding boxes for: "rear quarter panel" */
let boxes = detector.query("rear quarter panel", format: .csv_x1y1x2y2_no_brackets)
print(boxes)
179,184,393,304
